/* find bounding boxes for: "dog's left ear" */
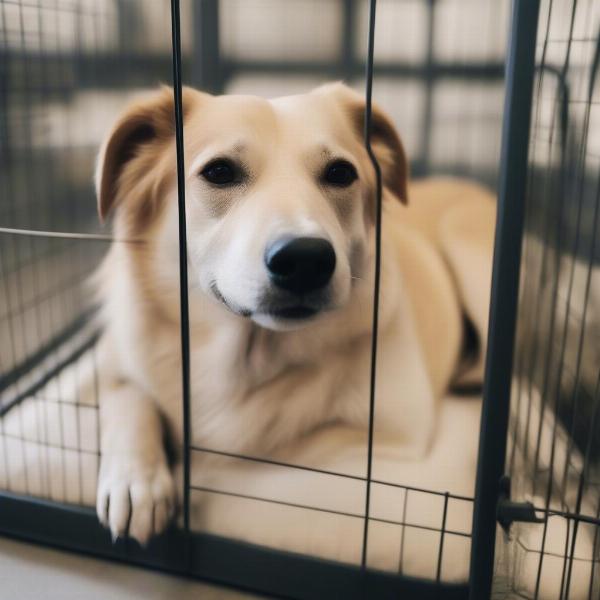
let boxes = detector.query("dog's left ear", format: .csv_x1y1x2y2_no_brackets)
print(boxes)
320,82,408,204
95,85,200,222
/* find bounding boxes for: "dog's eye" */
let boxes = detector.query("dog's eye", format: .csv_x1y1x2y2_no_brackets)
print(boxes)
324,160,358,187
201,159,237,185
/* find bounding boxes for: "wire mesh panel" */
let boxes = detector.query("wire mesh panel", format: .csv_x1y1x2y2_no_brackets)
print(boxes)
490,0,600,598
0,1,558,599
219,0,508,185
0,0,110,414
0,0,176,500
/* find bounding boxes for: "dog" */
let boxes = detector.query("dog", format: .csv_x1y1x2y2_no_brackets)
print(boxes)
90,82,495,548
3,83,595,594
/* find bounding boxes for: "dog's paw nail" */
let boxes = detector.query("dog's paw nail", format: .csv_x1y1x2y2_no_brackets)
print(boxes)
97,462,176,547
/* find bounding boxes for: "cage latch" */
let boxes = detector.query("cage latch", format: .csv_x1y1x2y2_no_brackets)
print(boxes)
496,475,545,532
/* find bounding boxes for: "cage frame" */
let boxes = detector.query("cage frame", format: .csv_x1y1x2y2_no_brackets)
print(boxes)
469,0,542,597
2,0,597,598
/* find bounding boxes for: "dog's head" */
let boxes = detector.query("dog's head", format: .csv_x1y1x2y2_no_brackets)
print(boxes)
96,83,407,330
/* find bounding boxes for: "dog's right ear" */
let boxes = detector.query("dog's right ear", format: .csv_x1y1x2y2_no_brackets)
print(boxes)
95,86,196,221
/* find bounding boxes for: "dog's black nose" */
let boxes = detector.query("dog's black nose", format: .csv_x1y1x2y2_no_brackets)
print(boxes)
265,237,336,294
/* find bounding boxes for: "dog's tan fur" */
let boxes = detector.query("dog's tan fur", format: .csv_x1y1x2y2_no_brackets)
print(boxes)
2,83,597,595
90,83,497,547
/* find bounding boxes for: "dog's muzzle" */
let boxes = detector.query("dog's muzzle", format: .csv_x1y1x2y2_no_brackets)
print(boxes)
210,236,337,324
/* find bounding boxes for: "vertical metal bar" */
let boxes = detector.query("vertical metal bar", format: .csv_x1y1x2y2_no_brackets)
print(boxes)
0,0,15,493
192,0,221,93
170,0,192,560
436,492,449,583
468,1,541,598
557,515,572,598
587,500,600,599
397,488,409,574
566,372,600,597
361,0,381,570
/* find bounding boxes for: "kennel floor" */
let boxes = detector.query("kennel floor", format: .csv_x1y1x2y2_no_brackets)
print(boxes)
0,339,478,599
2,342,597,598
0,535,258,600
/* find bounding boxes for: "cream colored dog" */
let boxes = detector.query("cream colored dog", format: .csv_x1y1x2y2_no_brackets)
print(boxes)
91,82,495,549
1,83,597,595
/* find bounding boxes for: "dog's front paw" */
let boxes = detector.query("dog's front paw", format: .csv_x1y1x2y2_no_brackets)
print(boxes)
96,457,176,545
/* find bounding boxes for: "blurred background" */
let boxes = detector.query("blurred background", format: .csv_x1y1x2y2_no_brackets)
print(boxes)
0,0,510,387
0,0,511,235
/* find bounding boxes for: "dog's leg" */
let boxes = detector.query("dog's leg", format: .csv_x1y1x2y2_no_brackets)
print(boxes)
96,381,175,544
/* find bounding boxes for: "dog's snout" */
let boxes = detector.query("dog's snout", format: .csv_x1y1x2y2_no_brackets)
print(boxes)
265,236,336,294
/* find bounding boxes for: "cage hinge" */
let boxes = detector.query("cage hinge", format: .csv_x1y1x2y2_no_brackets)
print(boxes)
496,475,545,532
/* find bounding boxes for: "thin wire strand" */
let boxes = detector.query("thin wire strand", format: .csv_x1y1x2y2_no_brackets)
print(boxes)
436,492,450,583
189,484,471,538
361,0,382,570
170,0,192,561
0,226,139,243
190,444,473,501
587,502,600,598
397,488,409,575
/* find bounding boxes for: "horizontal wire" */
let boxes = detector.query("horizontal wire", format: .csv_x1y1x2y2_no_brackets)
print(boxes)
531,505,600,527
515,533,600,563
0,226,142,244
189,484,471,538
190,445,474,502
0,394,99,410
0,431,99,456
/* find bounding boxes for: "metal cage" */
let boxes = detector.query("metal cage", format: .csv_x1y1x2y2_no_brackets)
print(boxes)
0,0,599,598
